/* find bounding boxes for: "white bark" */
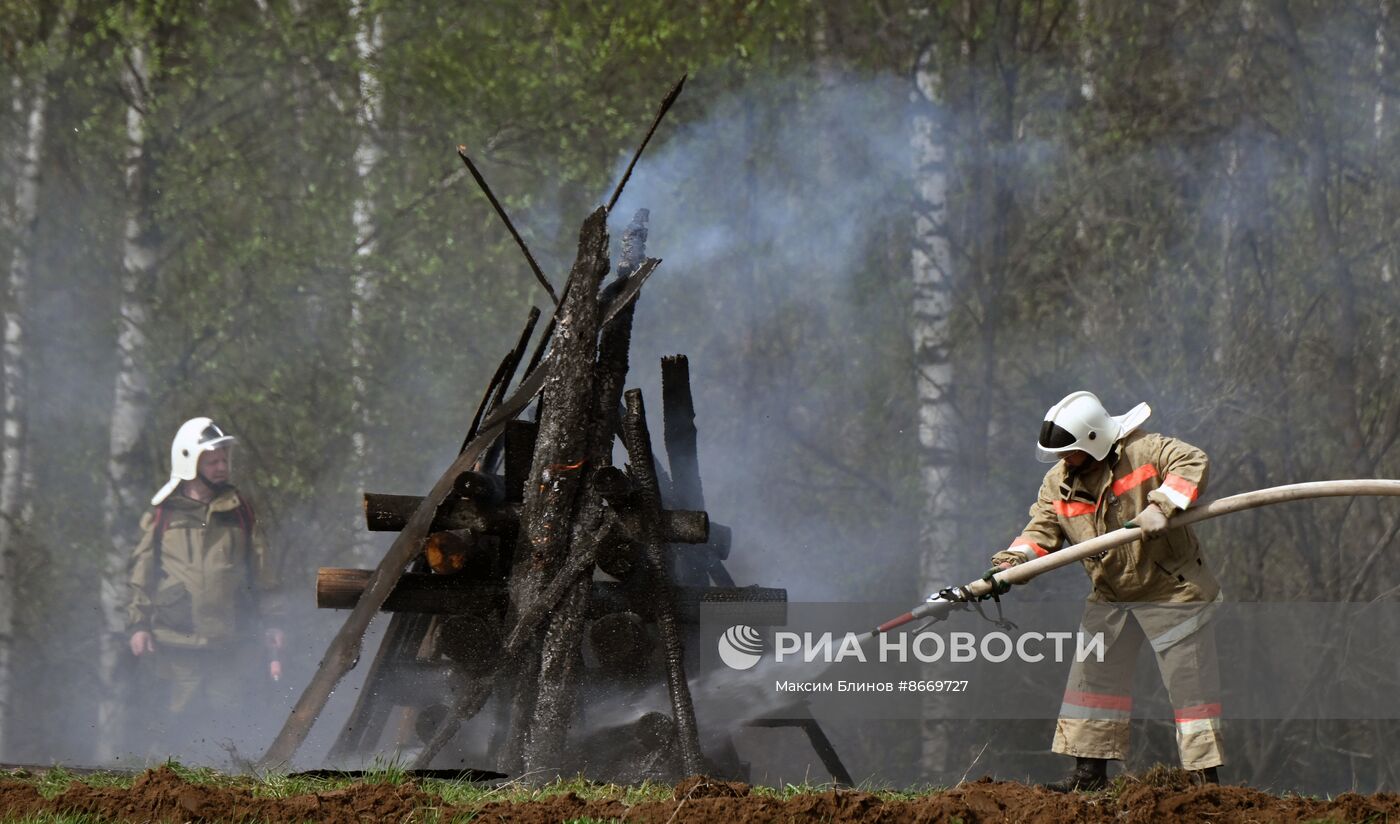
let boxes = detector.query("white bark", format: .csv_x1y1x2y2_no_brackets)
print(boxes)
1377,0,1393,285
348,0,382,563
1377,0,1389,146
1074,0,1095,245
912,43,957,597
1209,0,1263,367
0,71,47,760
96,42,155,762
911,40,962,781
1077,0,1096,101
811,6,840,183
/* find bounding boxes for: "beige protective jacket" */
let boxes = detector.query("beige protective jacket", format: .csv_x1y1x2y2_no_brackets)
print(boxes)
1004,430,1219,603
126,487,284,648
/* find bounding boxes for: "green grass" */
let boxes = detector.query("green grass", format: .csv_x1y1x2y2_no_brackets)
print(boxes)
4,761,941,806
746,779,939,802
2,815,112,824
10,764,1384,824
1,766,947,824
19,768,132,801
1,766,949,813
436,775,673,806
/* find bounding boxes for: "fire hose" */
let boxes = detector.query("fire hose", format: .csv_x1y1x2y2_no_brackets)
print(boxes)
869,479,1400,640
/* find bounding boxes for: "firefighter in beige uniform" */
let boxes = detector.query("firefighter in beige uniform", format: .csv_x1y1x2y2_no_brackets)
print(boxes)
126,418,285,724
991,392,1223,790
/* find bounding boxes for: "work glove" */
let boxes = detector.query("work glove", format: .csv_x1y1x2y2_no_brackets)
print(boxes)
989,550,1028,570
1127,503,1169,537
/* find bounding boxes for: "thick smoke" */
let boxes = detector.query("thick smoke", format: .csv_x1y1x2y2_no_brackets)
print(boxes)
612,72,917,601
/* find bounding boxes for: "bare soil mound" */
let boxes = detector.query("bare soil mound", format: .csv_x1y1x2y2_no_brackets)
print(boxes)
3,766,1400,823
0,766,430,824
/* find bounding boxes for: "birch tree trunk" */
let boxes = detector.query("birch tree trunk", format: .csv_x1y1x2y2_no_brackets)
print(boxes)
911,42,957,621
1377,0,1389,146
1076,0,1096,101
1211,0,1255,398
0,69,48,761
911,37,961,782
1377,0,1392,285
348,0,382,563
97,39,156,763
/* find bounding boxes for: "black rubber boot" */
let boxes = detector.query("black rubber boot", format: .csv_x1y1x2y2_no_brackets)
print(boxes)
1188,766,1219,786
1044,757,1109,792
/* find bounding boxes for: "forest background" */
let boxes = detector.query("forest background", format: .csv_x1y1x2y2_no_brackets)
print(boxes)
2,0,1399,794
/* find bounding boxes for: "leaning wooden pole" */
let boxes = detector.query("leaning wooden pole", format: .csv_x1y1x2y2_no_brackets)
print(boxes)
871,479,1400,637
607,75,686,213
461,306,540,453
260,418,505,768
620,388,706,776
457,145,558,305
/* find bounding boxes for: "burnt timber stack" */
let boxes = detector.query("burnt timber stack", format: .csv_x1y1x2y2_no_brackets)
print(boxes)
262,77,847,784
316,208,784,781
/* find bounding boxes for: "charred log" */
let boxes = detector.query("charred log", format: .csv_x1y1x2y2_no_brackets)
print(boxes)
568,710,680,784
415,704,449,746
502,419,538,502
592,465,632,501
662,354,734,587
595,538,639,579
708,523,732,561
436,612,504,671
619,388,705,775
587,611,652,675
363,492,707,544
506,207,611,775
316,567,786,623
452,470,506,505
422,530,499,577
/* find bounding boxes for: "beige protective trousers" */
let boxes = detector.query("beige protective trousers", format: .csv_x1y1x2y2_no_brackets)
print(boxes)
152,644,259,718
1052,600,1224,770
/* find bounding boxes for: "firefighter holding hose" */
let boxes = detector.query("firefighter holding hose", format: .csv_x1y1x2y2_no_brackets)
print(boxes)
990,392,1223,790
125,417,286,742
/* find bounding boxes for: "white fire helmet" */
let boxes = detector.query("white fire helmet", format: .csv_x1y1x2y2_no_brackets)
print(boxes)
151,417,237,505
1036,391,1151,463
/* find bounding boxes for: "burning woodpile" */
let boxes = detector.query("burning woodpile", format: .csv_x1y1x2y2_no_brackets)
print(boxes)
257,78,838,783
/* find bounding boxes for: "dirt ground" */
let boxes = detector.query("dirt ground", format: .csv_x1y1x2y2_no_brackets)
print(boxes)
3,766,1400,823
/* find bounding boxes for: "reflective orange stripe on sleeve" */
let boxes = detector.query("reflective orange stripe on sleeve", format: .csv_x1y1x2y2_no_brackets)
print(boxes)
1054,500,1097,517
1010,537,1049,558
1163,473,1200,502
1112,464,1158,496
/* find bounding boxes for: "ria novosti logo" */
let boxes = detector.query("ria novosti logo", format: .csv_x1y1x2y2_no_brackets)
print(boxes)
717,624,1107,670
718,625,765,670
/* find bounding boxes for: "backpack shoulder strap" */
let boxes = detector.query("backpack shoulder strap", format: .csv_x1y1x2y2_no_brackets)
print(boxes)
150,504,167,587
235,497,254,540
